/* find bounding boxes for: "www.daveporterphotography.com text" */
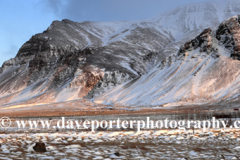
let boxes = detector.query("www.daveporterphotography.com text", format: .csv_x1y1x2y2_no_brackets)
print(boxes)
2,117,240,132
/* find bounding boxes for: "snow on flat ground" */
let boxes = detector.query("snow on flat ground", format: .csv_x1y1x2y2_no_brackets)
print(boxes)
0,128,240,159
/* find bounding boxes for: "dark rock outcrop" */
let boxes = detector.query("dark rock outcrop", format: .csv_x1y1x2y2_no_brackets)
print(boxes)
178,28,216,55
216,15,240,60
33,142,47,152
114,152,120,156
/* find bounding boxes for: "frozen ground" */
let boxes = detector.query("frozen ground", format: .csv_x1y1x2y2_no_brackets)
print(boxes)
0,128,240,159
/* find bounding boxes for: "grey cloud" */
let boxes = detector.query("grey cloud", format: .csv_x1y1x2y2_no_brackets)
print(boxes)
44,0,64,17
43,0,211,22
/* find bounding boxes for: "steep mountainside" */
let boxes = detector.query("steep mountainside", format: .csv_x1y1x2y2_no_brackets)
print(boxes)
1,0,240,107
95,15,240,106
0,20,174,106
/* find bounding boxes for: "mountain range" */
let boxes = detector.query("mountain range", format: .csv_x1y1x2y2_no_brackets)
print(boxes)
1,0,240,108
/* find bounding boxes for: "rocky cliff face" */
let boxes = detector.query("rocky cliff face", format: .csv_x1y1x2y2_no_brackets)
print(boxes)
216,15,240,60
0,18,173,106
0,46,105,104
179,28,215,54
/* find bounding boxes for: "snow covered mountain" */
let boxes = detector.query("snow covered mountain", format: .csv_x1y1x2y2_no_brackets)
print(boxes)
152,0,240,32
1,0,240,107
95,20,240,106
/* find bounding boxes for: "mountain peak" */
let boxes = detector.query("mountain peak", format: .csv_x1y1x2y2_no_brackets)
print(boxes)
151,0,240,32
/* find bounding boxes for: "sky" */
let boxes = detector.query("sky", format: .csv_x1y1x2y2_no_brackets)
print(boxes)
0,0,209,66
